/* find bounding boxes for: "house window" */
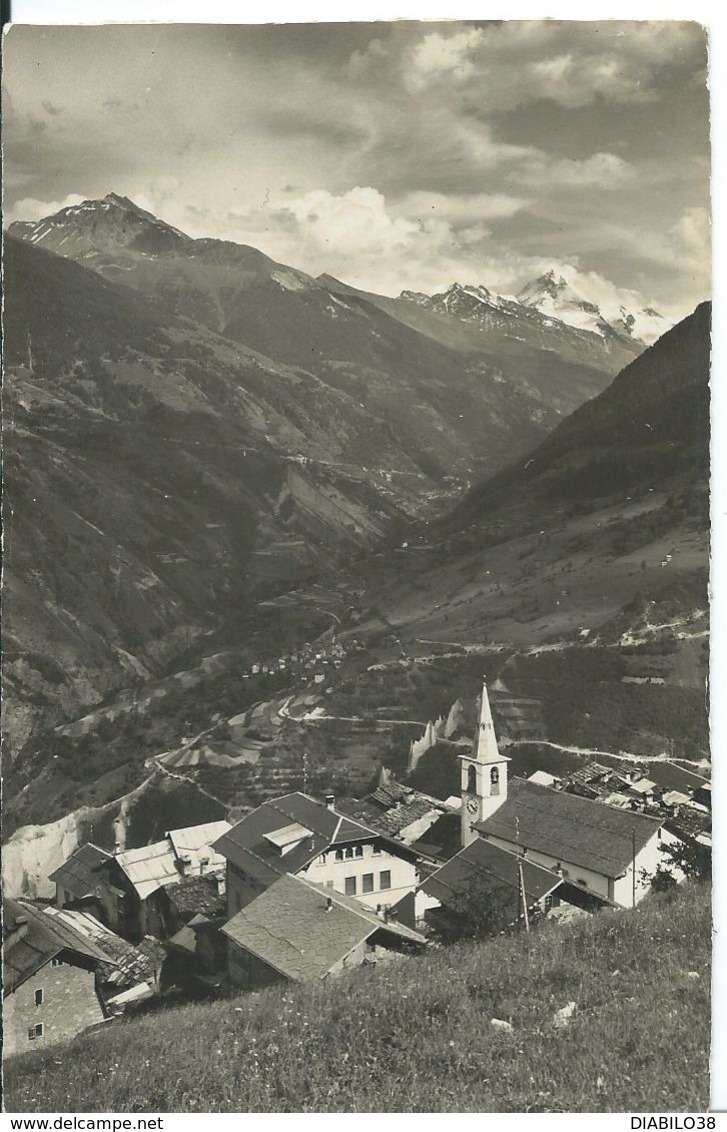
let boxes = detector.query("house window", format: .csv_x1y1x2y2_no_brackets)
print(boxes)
354,846,364,858
576,878,587,888
28,1024,44,1041
544,894,554,911
35,989,44,1006
362,873,374,894
345,876,357,896
373,845,382,856
380,871,392,891
344,848,354,860
50,958,63,968
490,766,500,795
335,849,344,861
467,765,477,794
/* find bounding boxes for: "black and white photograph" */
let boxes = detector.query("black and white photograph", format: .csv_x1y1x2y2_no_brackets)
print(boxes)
1,12,713,1114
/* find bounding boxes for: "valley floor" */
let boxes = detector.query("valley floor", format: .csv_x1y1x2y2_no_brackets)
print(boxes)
3,882,711,1113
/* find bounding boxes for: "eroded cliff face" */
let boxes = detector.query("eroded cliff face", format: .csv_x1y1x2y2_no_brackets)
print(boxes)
3,772,227,899
3,808,107,901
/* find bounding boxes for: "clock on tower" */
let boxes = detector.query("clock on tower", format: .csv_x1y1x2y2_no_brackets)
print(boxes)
459,678,510,848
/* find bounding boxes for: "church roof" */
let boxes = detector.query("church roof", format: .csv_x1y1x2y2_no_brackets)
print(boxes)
475,778,663,879
464,680,509,764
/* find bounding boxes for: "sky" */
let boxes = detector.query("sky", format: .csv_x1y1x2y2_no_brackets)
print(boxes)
2,20,711,318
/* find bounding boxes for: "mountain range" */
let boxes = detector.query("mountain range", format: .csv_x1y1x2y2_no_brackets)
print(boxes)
2,193,709,867
358,301,709,652
399,270,668,356
3,194,658,744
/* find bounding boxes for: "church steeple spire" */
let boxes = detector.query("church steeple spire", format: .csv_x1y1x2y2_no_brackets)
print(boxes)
459,678,510,847
473,676,502,765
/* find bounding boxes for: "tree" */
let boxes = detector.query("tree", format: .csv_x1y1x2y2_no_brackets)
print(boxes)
660,837,711,881
430,878,523,945
644,865,678,894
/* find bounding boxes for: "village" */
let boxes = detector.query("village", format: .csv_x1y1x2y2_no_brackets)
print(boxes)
3,677,711,1058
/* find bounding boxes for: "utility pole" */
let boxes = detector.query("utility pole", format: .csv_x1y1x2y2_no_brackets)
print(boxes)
515,816,525,927
302,750,308,794
632,827,637,909
519,858,530,933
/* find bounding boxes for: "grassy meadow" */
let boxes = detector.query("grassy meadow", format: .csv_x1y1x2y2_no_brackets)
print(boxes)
4,881,711,1113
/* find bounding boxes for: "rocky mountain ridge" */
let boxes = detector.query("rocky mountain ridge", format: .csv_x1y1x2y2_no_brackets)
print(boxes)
400,270,668,359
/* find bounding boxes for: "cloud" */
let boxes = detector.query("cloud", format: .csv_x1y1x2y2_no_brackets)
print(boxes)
7,192,86,223
224,185,508,294
405,28,483,92
1,22,709,316
512,151,634,189
393,190,530,223
673,205,710,263
357,21,705,110
280,187,420,256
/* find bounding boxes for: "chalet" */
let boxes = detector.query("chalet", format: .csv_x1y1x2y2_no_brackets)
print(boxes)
112,820,230,938
48,820,231,941
221,873,426,990
3,899,116,1056
48,842,123,924
419,838,565,934
213,792,420,917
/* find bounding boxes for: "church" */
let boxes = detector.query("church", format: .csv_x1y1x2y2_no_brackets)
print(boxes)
455,679,684,908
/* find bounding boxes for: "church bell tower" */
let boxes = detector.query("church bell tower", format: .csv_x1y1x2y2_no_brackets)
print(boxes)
459,678,510,847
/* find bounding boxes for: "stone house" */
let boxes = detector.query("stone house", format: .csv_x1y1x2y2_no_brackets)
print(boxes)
222,873,426,990
3,899,116,1057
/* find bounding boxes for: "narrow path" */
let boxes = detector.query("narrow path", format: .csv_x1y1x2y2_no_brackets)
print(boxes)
502,737,705,768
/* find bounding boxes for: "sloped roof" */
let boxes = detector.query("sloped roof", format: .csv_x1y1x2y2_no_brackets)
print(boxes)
475,778,663,879
222,875,425,982
212,793,377,882
528,770,560,787
566,762,613,787
630,778,657,795
409,812,462,863
162,872,226,920
167,820,230,872
4,899,115,996
42,907,163,989
662,790,692,807
421,838,561,910
337,795,441,839
115,840,179,900
47,842,114,900
665,807,711,843
370,782,412,808
646,762,709,794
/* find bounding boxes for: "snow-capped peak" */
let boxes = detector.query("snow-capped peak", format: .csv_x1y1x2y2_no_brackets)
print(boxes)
517,267,670,345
